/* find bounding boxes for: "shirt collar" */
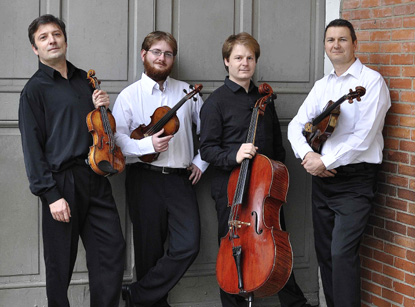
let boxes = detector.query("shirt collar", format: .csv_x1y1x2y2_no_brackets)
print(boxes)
224,76,255,93
38,60,77,79
141,72,170,95
329,58,363,79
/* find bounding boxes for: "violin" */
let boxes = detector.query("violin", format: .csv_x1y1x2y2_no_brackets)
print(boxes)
303,86,366,153
216,83,292,305
130,84,203,163
86,69,125,176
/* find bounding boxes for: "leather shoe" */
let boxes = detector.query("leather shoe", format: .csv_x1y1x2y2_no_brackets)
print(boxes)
121,284,135,307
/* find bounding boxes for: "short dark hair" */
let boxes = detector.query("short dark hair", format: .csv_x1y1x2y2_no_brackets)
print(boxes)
222,32,260,72
28,14,67,48
324,19,357,43
141,31,178,56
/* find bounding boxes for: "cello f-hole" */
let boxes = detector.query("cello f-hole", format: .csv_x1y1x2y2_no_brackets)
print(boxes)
251,211,263,235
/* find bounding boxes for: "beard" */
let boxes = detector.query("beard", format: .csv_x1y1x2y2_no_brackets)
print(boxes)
143,56,173,82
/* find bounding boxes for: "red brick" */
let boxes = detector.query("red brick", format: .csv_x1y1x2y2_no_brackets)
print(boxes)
372,295,392,307
403,42,415,53
399,164,415,177
400,140,415,152
380,43,402,53
374,249,395,265
362,279,383,296
375,227,396,242
396,211,415,225
379,65,401,76
360,42,380,52
387,175,409,187
377,183,397,196
361,267,373,280
408,226,415,238
371,31,391,41
385,197,408,212
394,4,415,16
387,127,412,139
373,271,394,287
386,149,410,162
389,102,414,115
382,287,404,304
343,0,361,9
369,214,385,228
402,66,415,77
357,30,371,42
380,17,403,29
370,54,391,65
401,91,415,102
383,0,414,4
361,0,380,7
403,16,415,28
383,264,406,280
389,78,412,89
405,272,415,285
385,220,407,235
404,296,415,307
384,242,407,258
355,9,373,19
393,280,415,297
395,233,415,250
372,7,393,18
362,235,385,250
360,19,380,30
398,188,415,203
408,249,415,262
391,54,414,65
384,137,399,150
381,162,398,173
392,29,415,41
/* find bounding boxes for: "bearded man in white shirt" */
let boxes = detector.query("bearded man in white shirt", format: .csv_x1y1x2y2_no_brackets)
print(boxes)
288,19,391,307
112,31,208,307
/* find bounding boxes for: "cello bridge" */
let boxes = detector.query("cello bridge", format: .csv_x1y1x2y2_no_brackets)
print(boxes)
229,220,251,228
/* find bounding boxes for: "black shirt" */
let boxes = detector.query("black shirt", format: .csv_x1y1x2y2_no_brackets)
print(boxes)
19,61,94,204
200,77,285,172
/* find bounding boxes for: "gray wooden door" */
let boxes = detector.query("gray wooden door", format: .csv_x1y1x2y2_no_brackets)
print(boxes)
0,0,324,305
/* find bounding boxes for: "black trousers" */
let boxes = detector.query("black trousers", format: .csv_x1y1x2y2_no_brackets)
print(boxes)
211,169,308,307
126,164,200,306
312,163,378,307
41,164,126,307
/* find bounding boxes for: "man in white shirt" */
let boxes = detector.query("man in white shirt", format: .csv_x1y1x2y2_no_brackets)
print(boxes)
288,19,391,307
112,31,208,307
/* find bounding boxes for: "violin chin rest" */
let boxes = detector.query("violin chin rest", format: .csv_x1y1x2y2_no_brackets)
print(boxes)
97,160,118,174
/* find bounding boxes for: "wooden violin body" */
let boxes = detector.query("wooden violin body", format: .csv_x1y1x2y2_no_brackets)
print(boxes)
86,69,125,176
216,83,292,301
303,86,366,153
216,155,292,297
130,84,203,163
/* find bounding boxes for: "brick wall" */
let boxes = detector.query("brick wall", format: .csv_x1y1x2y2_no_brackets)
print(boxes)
341,0,415,306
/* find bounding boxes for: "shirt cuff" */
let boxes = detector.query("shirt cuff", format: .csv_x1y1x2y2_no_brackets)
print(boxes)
192,153,209,173
138,136,156,155
42,186,62,205
320,154,336,170
298,144,314,160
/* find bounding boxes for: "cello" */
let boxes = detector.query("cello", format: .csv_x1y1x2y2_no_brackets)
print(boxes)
86,69,125,176
216,83,293,305
303,86,366,153
130,84,203,163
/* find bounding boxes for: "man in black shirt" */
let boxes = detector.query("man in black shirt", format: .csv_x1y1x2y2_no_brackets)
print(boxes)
200,33,314,307
19,14,125,307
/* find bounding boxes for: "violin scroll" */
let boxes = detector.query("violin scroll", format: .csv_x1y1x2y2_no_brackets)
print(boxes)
347,86,365,103
87,69,101,90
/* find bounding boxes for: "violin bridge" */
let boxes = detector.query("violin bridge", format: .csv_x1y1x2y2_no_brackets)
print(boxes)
229,220,251,228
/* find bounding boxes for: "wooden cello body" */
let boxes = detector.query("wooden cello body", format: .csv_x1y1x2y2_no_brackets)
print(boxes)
216,155,292,297
216,83,293,301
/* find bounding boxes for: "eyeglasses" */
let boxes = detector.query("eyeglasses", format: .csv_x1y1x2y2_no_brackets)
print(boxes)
147,49,174,59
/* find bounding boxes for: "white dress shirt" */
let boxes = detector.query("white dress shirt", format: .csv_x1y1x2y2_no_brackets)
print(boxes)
288,58,391,170
112,73,208,172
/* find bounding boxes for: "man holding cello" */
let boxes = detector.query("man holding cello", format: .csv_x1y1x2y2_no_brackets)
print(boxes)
19,14,125,306
288,19,391,307
112,31,208,306
199,32,315,307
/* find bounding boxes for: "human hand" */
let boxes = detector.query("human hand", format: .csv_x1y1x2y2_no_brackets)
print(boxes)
187,164,202,185
151,129,174,153
49,198,71,223
236,143,258,164
92,89,110,109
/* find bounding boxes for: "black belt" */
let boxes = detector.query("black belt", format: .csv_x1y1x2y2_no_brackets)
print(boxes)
132,162,189,175
336,162,378,173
